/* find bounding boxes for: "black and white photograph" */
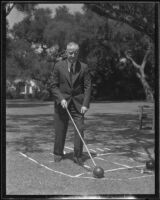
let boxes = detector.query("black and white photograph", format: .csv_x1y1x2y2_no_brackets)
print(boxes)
1,1,159,199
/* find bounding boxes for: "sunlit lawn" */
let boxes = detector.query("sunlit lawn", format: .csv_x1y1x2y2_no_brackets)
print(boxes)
6,99,155,195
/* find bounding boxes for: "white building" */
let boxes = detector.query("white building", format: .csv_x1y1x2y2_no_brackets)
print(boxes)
13,79,40,95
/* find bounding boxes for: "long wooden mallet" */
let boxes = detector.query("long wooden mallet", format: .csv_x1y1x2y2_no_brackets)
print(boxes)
66,107,104,178
66,107,96,166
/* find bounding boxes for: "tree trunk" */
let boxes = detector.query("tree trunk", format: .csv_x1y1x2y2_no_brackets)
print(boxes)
136,73,154,102
125,48,154,102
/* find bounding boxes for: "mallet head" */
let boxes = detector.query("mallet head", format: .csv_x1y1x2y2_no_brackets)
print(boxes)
93,166,104,178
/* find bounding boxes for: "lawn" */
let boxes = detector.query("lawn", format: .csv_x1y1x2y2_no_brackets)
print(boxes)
5,99,155,196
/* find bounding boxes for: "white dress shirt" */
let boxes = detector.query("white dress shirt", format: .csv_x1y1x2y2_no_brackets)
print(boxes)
67,60,75,73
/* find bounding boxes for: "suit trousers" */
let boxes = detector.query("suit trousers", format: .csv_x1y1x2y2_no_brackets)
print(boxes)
54,100,84,158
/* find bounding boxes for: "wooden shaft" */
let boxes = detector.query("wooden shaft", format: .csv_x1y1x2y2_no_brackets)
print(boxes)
66,107,96,166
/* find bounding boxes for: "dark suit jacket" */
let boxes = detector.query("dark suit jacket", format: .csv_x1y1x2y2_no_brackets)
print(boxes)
50,59,92,112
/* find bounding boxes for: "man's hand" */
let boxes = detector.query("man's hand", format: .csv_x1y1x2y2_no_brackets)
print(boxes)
81,106,88,114
61,99,67,108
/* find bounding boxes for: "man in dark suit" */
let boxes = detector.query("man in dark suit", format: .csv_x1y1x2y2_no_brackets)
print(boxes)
50,42,92,165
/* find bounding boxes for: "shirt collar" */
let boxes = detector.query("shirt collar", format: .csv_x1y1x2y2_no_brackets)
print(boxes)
67,60,76,67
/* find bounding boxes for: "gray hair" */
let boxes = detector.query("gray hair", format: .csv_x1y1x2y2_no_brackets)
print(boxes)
66,42,79,51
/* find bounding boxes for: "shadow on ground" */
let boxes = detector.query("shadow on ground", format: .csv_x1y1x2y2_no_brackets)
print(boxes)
6,102,154,162
6,100,50,108
84,113,154,161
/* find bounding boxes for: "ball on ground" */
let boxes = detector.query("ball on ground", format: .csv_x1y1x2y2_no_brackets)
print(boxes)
93,166,104,178
146,159,155,170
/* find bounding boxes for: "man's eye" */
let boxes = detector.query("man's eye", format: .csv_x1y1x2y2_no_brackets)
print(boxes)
68,51,78,55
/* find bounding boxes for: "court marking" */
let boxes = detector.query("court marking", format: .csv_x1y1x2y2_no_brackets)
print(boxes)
51,145,152,173
89,149,96,152
78,144,154,158
83,165,91,169
96,148,104,152
19,152,76,178
59,145,153,168
104,147,111,150
95,157,145,172
96,156,136,164
19,151,154,181
97,152,126,156
65,146,97,153
104,165,145,173
128,175,154,180
131,150,154,157
65,146,73,150
49,152,92,169
132,150,149,155
64,145,153,162
65,145,151,158
75,174,154,181
95,157,141,168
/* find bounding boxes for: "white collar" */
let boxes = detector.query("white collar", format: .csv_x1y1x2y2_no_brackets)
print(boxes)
67,60,76,72
67,60,76,67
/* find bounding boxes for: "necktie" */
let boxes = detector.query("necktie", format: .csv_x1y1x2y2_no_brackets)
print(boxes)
70,63,74,84
70,63,74,74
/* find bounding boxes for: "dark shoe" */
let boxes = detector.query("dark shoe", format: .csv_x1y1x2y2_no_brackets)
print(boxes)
54,154,63,162
73,157,84,166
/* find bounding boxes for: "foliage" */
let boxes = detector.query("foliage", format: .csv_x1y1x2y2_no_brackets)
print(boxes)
6,4,155,101
85,3,155,101
5,2,37,16
84,3,155,40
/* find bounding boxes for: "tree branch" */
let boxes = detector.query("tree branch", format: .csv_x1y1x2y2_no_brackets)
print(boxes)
136,72,141,79
86,4,154,40
6,3,15,16
141,48,150,70
125,51,140,69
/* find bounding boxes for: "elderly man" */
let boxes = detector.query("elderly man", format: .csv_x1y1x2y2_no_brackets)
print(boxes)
51,42,91,165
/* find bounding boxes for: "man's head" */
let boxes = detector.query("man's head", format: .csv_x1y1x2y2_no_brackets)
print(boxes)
66,42,79,63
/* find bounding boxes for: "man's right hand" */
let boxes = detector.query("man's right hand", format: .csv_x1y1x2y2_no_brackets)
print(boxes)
61,99,67,108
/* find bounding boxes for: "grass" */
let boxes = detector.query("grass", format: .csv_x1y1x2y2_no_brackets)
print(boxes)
5,100,155,195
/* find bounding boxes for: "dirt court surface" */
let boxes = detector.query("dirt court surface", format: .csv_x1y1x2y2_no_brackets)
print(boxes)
6,100,155,196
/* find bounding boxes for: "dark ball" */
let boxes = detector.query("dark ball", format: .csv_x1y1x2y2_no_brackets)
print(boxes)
93,166,104,178
146,159,155,170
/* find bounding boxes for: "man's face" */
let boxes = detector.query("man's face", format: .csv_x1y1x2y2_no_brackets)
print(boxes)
66,48,79,63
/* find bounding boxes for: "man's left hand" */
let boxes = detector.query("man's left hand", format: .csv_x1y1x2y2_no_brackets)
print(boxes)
81,106,88,114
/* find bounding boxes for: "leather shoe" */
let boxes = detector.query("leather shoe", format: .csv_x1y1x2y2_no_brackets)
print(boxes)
73,157,84,166
54,155,63,162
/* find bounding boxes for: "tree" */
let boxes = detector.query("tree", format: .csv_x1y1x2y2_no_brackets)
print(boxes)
6,38,38,80
7,4,153,101
11,8,52,45
123,34,154,101
84,3,155,40
5,2,37,16
6,6,66,99
85,3,155,101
